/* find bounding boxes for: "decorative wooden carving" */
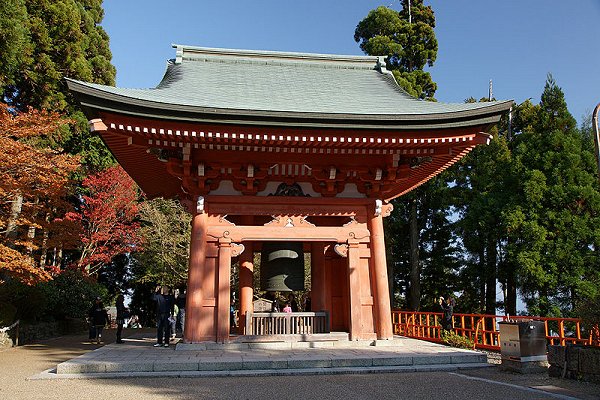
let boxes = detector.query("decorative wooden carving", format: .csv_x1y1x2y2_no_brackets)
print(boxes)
334,243,348,258
381,203,394,218
231,242,245,257
343,216,358,227
268,182,310,197
264,215,316,228
218,214,236,226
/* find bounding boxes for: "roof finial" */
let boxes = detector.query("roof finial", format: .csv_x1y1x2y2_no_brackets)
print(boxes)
489,79,493,101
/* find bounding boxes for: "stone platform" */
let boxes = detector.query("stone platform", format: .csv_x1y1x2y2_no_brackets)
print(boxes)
46,334,491,379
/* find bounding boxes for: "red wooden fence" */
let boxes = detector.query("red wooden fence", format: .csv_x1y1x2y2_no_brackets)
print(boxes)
392,310,593,351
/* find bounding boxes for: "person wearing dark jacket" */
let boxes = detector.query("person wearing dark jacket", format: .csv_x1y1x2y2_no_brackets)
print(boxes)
175,288,186,336
88,298,110,344
439,296,455,331
152,286,174,347
115,294,128,344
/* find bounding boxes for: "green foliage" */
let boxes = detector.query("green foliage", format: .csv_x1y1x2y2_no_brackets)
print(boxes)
392,70,436,100
386,173,461,310
0,279,47,322
5,0,115,111
61,111,116,175
0,0,116,173
574,279,600,335
454,76,600,317
507,76,600,316
132,198,191,288
385,74,600,317
441,329,475,350
0,270,107,323
0,0,30,87
0,302,17,326
355,1,437,100
39,269,108,320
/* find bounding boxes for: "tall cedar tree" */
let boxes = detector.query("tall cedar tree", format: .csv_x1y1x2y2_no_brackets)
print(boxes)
0,104,80,284
506,75,600,316
356,1,441,310
65,166,143,275
453,124,515,315
0,0,116,173
354,1,437,100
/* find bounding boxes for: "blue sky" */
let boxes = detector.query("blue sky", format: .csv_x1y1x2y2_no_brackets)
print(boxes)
102,0,600,125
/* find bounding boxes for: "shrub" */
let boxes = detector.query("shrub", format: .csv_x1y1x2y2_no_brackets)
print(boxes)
574,289,600,346
0,302,16,326
441,329,475,349
39,269,108,320
0,279,47,322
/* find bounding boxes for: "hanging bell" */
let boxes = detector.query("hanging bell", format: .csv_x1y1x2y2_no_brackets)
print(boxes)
260,242,304,292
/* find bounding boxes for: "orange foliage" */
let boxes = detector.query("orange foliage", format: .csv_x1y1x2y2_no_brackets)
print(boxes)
0,104,80,284
0,244,51,285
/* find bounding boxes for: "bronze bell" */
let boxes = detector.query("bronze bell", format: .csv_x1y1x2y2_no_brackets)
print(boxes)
260,242,304,292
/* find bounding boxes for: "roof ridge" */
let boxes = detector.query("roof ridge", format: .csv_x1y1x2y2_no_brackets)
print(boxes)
173,44,383,70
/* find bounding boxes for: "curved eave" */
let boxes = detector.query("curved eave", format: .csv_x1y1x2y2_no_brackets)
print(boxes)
67,79,513,131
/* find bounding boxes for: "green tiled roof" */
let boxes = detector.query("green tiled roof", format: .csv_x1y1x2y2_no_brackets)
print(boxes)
67,45,512,128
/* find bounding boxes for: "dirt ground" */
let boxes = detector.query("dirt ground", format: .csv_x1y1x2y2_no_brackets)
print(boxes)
0,330,598,400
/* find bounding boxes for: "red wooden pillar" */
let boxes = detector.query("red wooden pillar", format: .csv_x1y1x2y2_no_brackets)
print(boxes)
347,240,363,340
217,238,232,343
238,241,253,334
184,211,208,343
369,205,393,340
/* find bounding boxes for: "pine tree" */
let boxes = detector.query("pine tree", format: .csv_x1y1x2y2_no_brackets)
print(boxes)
354,1,437,99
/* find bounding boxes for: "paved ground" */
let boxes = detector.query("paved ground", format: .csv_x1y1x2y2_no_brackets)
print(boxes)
50,331,489,376
1,329,599,400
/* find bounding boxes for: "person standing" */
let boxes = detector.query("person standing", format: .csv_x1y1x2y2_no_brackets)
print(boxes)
438,296,455,331
115,294,128,344
152,286,174,347
303,291,312,312
175,288,186,337
167,288,177,340
89,298,109,344
87,297,100,341
288,293,299,312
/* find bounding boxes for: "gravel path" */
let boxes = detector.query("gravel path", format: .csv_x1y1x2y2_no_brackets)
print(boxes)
1,330,598,400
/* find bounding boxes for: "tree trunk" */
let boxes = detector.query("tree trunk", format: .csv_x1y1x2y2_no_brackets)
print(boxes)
505,267,517,316
26,224,35,254
52,244,63,267
39,227,49,267
478,245,486,313
385,233,395,309
5,192,23,241
408,197,421,310
485,237,497,316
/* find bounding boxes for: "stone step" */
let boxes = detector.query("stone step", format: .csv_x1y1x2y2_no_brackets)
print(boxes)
56,352,487,375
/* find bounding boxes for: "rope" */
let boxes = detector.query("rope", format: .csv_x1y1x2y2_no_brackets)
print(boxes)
0,320,20,333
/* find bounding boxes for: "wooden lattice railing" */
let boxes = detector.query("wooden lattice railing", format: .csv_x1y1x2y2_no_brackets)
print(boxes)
245,312,330,336
392,310,594,350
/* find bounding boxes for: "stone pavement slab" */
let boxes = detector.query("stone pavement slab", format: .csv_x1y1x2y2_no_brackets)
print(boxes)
43,333,491,379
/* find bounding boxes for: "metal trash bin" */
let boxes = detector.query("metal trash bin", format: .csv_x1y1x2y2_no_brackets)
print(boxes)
498,320,548,372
